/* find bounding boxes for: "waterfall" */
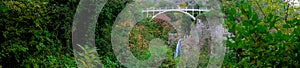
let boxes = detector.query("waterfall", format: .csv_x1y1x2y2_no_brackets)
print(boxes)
175,15,226,67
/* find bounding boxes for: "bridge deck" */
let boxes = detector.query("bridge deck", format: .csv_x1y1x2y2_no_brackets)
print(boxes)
142,7,211,20
142,7,211,12
142,9,210,12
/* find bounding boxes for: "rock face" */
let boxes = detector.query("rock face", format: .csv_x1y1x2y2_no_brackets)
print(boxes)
171,14,226,67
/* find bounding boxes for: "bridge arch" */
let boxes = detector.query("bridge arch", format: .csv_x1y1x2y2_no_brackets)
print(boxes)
151,10,196,20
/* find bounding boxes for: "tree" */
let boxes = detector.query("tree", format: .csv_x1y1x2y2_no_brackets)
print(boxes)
222,0,300,67
179,2,187,8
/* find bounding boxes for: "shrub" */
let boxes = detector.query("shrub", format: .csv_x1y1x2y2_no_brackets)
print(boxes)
0,0,78,67
222,0,300,67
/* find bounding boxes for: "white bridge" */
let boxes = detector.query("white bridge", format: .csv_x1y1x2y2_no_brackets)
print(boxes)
142,7,211,20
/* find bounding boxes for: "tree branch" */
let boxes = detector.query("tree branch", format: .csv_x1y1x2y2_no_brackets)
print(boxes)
255,0,266,18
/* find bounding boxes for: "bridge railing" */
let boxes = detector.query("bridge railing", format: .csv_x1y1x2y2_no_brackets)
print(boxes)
142,7,211,12
141,7,211,18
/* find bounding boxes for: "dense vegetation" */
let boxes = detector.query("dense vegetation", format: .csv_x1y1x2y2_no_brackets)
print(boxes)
0,0,78,67
222,0,300,67
1,0,299,67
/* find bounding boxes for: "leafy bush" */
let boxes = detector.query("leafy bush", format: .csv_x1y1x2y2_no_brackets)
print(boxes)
222,0,300,67
0,0,133,67
0,0,78,67
95,0,133,67
129,18,179,67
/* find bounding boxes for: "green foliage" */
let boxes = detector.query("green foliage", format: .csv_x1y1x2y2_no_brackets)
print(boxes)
128,18,180,68
179,2,187,8
157,0,177,7
95,0,133,67
2,0,299,67
75,44,101,68
0,0,78,67
129,18,171,59
222,0,300,67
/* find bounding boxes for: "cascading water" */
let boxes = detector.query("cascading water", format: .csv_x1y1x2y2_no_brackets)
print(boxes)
168,14,226,67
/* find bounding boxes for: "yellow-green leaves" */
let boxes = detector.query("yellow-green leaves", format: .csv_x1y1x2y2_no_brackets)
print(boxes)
222,0,300,67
